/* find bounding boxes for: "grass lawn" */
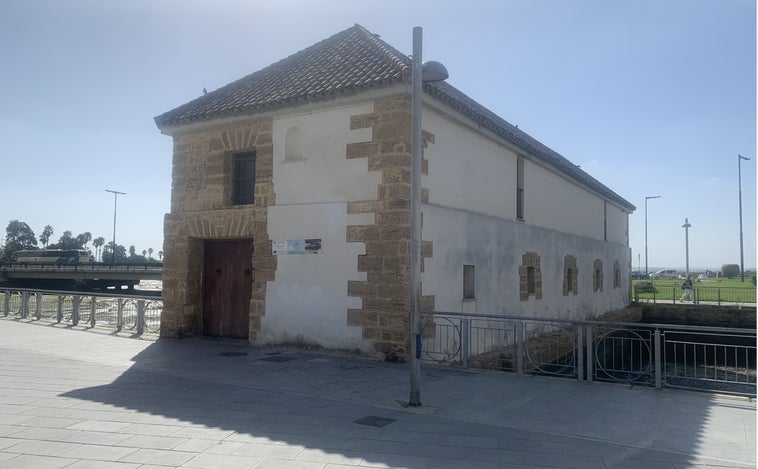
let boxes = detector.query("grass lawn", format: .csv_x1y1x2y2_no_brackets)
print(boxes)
633,277,756,303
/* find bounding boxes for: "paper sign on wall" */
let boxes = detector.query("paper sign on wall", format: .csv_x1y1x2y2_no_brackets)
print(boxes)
272,238,321,255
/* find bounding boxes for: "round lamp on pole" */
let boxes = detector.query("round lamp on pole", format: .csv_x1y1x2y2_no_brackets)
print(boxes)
409,26,448,408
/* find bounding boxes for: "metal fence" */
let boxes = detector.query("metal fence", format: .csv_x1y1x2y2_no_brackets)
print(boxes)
421,311,756,396
634,286,756,305
1,288,161,334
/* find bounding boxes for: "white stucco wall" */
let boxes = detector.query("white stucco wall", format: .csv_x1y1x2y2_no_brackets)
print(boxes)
272,103,379,205
423,203,631,320
605,202,630,245
424,113,515,220
423,111,626,243
261,203,370,352
259,104,381,351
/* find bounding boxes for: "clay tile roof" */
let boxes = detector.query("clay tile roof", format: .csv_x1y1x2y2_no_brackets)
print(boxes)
154,24,409,128
155,24,635,212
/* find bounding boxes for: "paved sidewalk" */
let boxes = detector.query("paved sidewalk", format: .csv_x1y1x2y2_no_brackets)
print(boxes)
0,319,754,468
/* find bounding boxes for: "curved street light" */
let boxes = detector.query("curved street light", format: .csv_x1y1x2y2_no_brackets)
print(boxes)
409,26,449,407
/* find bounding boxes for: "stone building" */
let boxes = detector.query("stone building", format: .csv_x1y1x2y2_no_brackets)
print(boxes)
154,24,636,360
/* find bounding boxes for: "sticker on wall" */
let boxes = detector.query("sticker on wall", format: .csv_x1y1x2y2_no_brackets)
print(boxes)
304,239,321,253
272,239,322,255
287,239,305,254
272,241,289,255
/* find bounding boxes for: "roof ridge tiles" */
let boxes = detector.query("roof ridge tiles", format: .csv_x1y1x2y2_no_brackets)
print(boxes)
154,24,635,211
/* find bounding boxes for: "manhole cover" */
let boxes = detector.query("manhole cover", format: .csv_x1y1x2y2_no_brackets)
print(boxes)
354,416,396,428
258,356,298,362
218,352,248,357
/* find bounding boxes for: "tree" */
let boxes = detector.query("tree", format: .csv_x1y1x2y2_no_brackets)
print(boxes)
3,220,38,261
5,220,38,249
148,248,153,259
142,249,147,258
158,251,163,261
721,264,740,279
93,237,105,262
76,232,92,251
40,225,54,248
102,242,127,263
129,245,136,257
50,231,81,250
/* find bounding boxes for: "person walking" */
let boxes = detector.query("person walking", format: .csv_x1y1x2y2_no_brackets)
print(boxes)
680,275,694,302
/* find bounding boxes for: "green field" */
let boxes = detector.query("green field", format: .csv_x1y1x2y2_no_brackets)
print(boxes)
633,277,756,303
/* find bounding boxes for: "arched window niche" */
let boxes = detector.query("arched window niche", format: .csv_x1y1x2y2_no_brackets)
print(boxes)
284,126,305,162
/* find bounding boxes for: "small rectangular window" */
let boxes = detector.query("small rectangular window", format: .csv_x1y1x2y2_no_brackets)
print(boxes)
232,151,256,205
463,265,476,300
527,266,536,295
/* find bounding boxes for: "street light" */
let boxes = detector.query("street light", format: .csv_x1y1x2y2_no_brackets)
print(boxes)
738,154,750,282
105,189,126,264
644,195,661,278
682,218,691,276
409,26,448,407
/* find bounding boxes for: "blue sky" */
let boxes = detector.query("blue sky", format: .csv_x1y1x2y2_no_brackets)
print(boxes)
1,0,755,270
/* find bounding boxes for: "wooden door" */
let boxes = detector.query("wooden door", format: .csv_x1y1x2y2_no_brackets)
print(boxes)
202,239,253,339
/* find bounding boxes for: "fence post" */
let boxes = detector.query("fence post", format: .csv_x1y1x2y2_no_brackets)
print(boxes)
516,321,525,374
90,296,97,327
57,295,64,323
586,326,593,383
117,299,124,331
654,329,662,389
3,292,9,316
461,317,470,368
20,292,29,319
718,288,722,306
577,326,584,382
137,300,145,334
72,295,80,326
34,293,42,319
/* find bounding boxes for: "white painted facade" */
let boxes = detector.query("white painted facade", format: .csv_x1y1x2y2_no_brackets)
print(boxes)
422,109,631,320
259,97,631,349
262,103,377,351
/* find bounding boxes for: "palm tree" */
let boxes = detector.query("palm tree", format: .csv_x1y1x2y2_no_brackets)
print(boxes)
93,237,105,262
148,248,153,259
76,232,92,251
158,251,163,262
142,250,147,258
40,225,54,249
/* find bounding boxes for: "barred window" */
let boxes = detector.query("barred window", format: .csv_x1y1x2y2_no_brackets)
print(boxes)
232,151,256,205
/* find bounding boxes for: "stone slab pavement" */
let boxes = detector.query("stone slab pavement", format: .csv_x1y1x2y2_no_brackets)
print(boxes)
0,318,754,468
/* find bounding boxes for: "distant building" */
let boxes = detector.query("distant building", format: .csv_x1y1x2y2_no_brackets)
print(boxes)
154,24,636,360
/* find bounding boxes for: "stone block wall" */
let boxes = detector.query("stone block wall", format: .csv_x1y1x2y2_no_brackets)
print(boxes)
161,120,276,340
345,97,435,361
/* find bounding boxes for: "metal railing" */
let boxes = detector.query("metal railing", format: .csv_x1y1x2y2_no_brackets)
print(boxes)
1,287,161,334
634,286,756,305
422,311,756,396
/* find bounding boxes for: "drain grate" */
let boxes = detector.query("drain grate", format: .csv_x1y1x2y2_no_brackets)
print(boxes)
354,415,396,428
218,352,248,357
258,355,298,362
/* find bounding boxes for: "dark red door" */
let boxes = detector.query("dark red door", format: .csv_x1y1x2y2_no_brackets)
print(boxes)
202,239,253,339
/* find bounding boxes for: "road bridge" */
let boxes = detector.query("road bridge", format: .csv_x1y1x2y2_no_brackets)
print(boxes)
0,263,162,290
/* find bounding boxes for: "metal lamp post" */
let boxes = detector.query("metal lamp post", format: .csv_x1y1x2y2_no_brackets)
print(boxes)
105,189,126,264
738,154,750,282
409,26,448,407
644,195,661,277
682,218,691,276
